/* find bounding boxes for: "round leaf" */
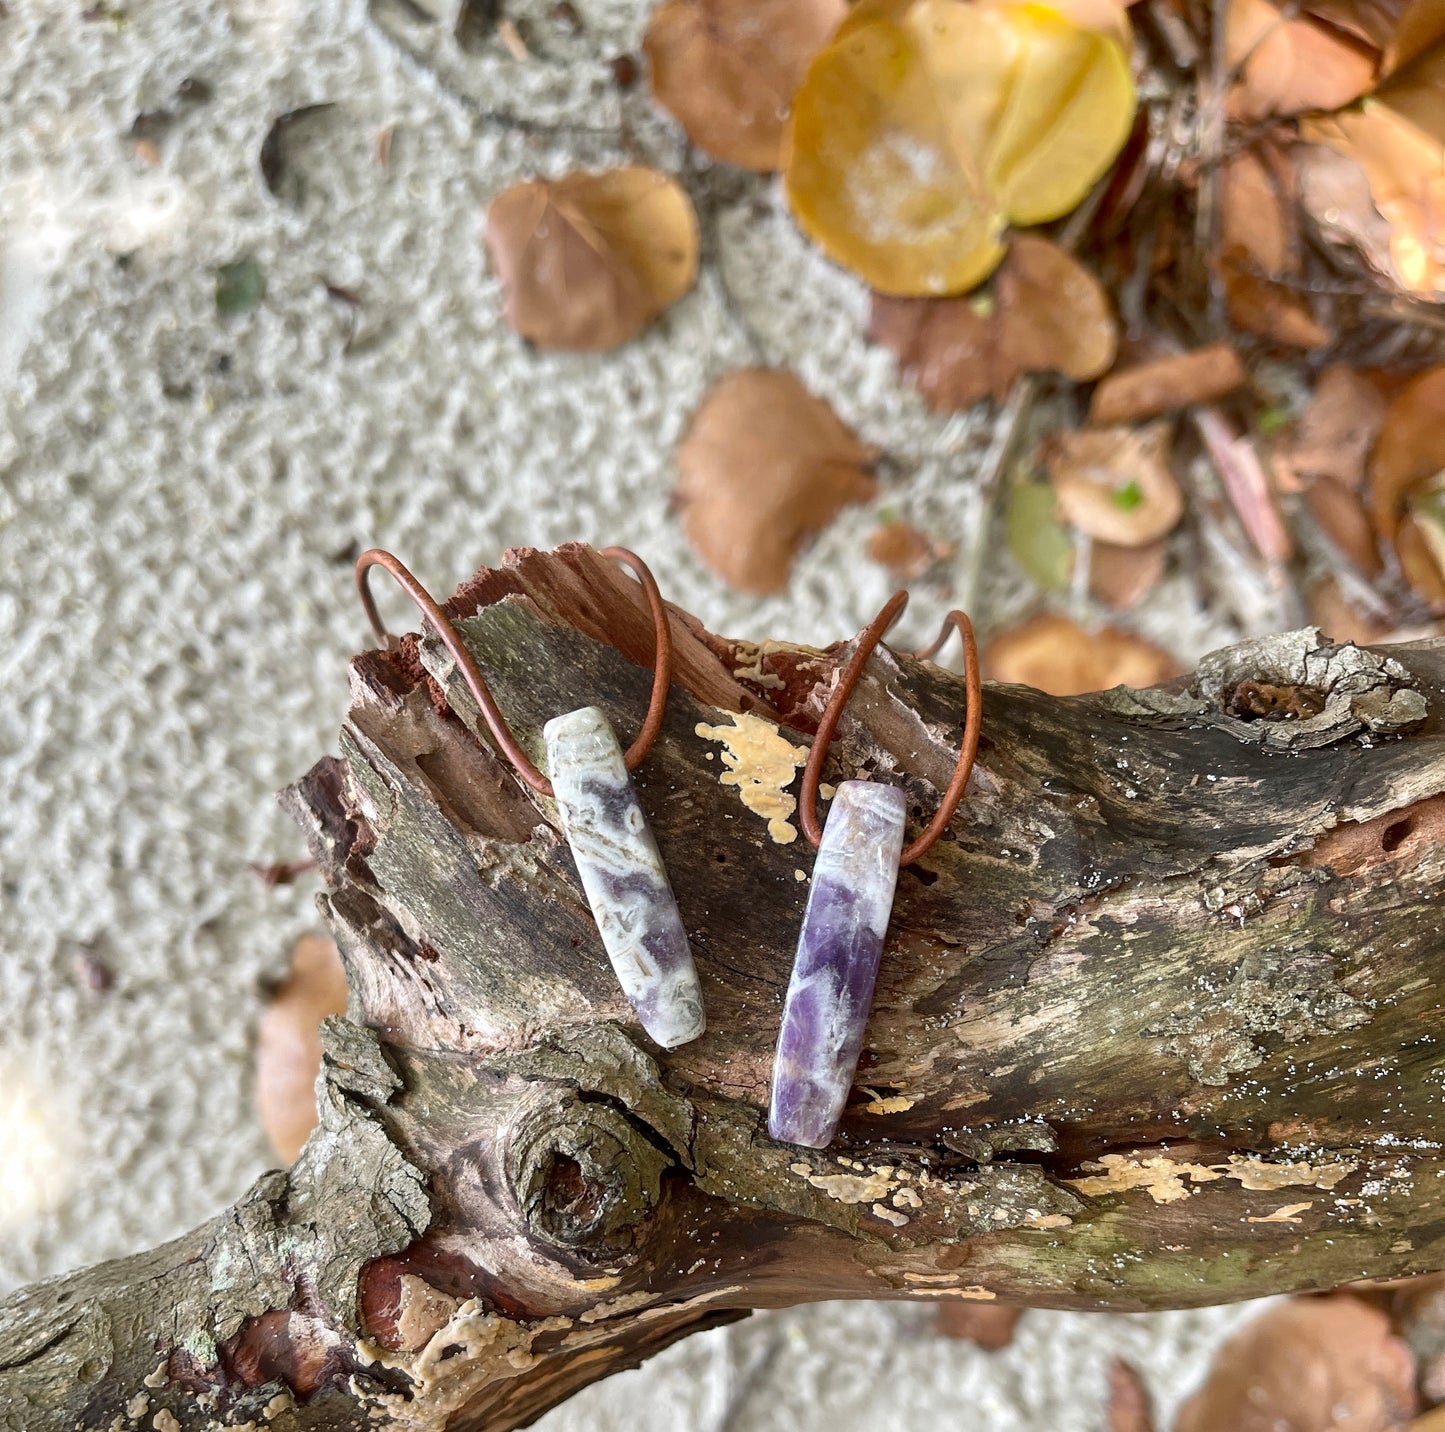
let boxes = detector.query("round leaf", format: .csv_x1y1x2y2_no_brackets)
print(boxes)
485,167,700,351
784,0,1135,295
644,0,846,171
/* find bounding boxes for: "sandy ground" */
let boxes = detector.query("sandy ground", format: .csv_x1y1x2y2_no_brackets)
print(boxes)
0,0,1261,1424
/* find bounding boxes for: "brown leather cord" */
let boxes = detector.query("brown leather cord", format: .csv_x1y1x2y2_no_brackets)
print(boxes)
799,592,982,867
354,546,674,798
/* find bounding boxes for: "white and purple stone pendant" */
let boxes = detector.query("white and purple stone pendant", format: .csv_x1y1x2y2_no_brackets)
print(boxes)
543,705,706,1050
766,590,981,1150
768,781,906,1148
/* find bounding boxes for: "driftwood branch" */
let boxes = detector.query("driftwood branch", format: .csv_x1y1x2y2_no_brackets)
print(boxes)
4,544,1445,1431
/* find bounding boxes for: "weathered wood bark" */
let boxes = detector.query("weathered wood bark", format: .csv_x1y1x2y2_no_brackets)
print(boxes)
4,543,1444,1432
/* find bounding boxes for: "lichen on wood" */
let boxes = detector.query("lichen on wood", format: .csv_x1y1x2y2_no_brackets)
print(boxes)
3,545,1444,1432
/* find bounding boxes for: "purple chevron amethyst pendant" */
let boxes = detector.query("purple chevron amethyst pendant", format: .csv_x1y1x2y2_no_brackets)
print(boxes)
768,780,906,1148
766,590,982,1150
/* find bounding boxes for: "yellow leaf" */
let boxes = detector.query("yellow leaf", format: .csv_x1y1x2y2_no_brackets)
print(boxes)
986,4,1137,225
783,0,1136,295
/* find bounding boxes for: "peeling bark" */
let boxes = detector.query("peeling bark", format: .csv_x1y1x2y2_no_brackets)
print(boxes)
3,544,1444,1432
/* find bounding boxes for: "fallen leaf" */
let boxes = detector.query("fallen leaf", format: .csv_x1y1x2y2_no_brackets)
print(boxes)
1089,538,1167,608
1368,366,1445,545
1089,344,1245,425
994,233,1119,383
1302,52,1445,297
866,519,953,579
870,235,1116,408
1221,147,1300,277
1307,574,1394,644
674,369,878,593
644,0,845,170
1047,421,1184,546
868,291,996,409
1276,364,1387,491
485,167,700,351
256,935,349,1165
1225,0,1378,122
1106,1358,1156,1432
784,0,1136,294
1303,0,1445,72
985,613,1177,693
1307,475,1385,573
1398,508,1445,605
1216,145,1333,346
1222,264,1333,349
935,1302,1021,1349
1007,478,1075,589
216,256,265,314
1174,1295,1418,1432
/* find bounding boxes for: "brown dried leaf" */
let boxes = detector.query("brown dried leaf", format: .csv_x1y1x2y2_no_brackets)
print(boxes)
1301,53,1445,297
1223,264,1333,349
644,0,845,171
995,233,1118,381
1089,538,1168,608
1216,145,1334,349
1398,512,1445,605
870,236,1116,410
675,369,878,593
869,292,997,410
1089,344,1245,425
1221,147,1300,277
1106,1358,1156,1432
866,520,953,579
1226,0,1379,122
256,935,348,1165
1304,0,1445,72
1368,365,1445,544
1306,475,1384,573
985,613,1177,694
485,167,699,351
1278,364,1388,491
1307,573,1394,644
935,1302,1022,1349
1174,1295,1418,1432
1047,421,1184,546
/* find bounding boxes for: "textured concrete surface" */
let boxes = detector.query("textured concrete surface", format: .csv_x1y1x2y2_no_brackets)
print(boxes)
0,0,1255,1424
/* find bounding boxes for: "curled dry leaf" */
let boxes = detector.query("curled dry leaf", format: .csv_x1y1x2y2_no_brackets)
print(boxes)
1088,343,1245,425
644,0,846,171
985,613,1177,694
784,0,1136,295
1105,1358,1156,1432
256,935,349,1165
1307,476,1385,574
866,519,954,579
675,369,878,593
1301,49,1445,297
1225,0,1378,122
934,1302,1022,1350
1304,0,1445,72
1174,1295,1418,1432
1308,573,1394,645
1218,146,1331,349
870,234,1116,409
1368,366,1445,545
1089,537,1167,608
485,167,700,351
1047,421,1184,547
1276,364,1387,491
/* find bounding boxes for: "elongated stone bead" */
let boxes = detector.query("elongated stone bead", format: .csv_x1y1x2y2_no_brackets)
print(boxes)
543,705,705,1049
768,780,907,1149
